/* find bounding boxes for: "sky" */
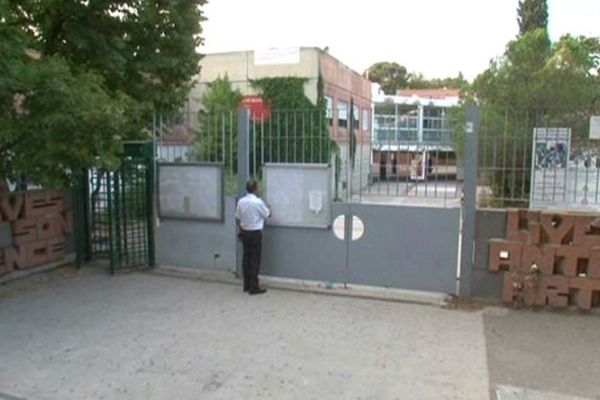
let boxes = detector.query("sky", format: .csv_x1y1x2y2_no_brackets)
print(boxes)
199,0,600,81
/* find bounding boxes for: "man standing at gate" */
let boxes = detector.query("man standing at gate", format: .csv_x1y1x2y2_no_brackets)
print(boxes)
236,179,270,295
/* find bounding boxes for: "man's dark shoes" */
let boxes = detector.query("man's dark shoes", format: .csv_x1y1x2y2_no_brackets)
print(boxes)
248,288,267,295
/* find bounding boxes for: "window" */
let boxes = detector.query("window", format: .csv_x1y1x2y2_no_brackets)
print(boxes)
325,96,333,126
362,109,370,131
352,105,360,129
423,107,445,130
337,101,348,128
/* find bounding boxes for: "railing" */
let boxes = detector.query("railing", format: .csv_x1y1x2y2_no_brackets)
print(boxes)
374,128,453,144
477,106,600,209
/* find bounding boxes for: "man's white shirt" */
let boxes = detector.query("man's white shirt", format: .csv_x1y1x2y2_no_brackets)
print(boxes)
236,193,270,230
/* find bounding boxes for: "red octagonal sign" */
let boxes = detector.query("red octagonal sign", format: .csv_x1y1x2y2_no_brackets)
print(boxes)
240,95,271,122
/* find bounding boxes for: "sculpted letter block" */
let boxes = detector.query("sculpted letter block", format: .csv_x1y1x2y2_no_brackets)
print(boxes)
36,216,60,240
573,216,600,247
555,246,589,277
47,236,66,261
12,218,37,245
569,278,600,310
0,193,24,221
24,240,50,268
502,273,517,304
23,190,64,219
535,276,570,307
540,213,574,245
587,247,600,279
521,245,556,275
489,240,523,272
4,245,28,270
56,211,73,235
506,210,541,244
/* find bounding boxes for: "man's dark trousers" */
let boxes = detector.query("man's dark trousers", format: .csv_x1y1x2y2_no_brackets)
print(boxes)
241,229,262,291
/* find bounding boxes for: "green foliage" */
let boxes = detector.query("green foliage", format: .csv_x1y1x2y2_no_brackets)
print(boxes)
250,77,333,168
1,55,126,187
364,62,408,94
366,61,467,91
517,0,548,35
407,72,468,90
469,26,600,206
194,75,241,192
201,74,243,113
472,30,599,111
0,0,206,187
9,0,205,112
251,77,315,109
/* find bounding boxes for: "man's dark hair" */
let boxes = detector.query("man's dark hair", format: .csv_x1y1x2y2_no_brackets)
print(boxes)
246,179,258,193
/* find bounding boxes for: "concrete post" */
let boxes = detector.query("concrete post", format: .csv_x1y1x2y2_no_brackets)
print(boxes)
237,109,250,192
459,106,480,297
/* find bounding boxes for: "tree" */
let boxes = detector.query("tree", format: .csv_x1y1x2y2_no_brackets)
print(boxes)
469,28,600,205
407,72,467,90
517,0,548,35
10,0,205,113
364,62,409,94
194,75,242,167
1,0,206,187
472,30,599,111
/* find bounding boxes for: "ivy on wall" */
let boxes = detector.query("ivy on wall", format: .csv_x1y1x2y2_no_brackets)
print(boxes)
248,76,338,165
251,77,315,110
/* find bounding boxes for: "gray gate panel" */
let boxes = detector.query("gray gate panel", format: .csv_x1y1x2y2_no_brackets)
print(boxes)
261,203,346,283
155,196,237,271
348,204,460,293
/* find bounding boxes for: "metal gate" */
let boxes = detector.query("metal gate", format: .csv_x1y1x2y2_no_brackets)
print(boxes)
76,141,155,273
151,106,478,296
337,100,469,294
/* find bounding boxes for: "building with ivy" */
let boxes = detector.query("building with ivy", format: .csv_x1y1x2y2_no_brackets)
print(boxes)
371,86,460,181
184,47,372,197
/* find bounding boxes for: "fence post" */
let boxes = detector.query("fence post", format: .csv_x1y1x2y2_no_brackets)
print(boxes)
146,145,156,267
237,109,250,191
72,170,88,268
459,106,479,296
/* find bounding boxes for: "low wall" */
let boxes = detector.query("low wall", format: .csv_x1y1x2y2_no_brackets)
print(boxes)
0,190,74,281
475,208,600,310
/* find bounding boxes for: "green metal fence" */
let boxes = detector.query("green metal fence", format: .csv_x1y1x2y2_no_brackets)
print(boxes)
478,106,600,208
76,141,155,273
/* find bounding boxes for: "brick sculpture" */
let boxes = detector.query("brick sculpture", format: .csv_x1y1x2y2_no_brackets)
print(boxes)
0,190,72,277
489,209,600,310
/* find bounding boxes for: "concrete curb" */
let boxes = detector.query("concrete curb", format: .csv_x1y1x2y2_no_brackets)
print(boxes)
496,385,595,400
151,265,450,307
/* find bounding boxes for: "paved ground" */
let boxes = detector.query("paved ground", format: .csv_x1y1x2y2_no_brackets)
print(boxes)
484,309,600,400
0,267,599,400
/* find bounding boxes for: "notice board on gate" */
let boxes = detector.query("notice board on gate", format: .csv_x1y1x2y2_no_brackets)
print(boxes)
158,163,224,221
263,163,331,229
529,127,571,209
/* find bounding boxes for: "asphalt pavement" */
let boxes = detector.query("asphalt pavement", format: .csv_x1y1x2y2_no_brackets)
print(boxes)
0,267,598,400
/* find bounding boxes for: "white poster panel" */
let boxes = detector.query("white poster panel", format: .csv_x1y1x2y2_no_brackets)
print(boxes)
264,164,331,228
590,116,600,140
158,164,223,221
529,128,570,209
